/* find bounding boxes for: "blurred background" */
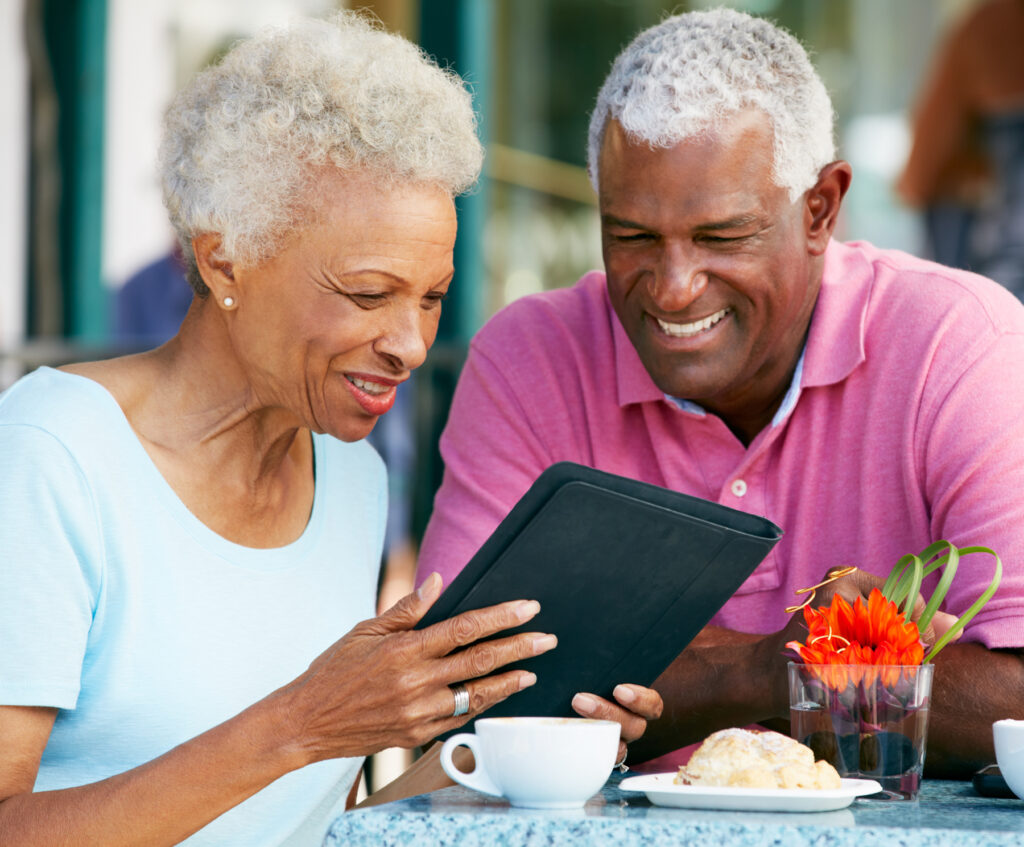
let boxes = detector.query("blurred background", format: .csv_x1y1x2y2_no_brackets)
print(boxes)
0,0,985,530
0,0,998,788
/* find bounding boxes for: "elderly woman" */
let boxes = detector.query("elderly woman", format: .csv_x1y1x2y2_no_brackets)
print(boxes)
0,13,661,847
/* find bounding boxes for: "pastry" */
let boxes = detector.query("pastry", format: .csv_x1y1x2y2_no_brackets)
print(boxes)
675,728,841,789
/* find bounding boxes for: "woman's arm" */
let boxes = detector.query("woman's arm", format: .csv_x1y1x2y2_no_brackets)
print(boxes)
0,697,299,846
0,577,556,846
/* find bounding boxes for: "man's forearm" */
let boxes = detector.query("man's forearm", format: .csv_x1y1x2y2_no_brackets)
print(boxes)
924,643,1024,777
628,629,788,763
630,631,1024,780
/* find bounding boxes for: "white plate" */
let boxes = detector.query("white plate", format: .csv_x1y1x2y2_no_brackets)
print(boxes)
619,773,883,812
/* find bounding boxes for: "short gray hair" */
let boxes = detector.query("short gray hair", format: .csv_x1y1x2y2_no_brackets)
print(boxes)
587,7,835,202
159,11,484,295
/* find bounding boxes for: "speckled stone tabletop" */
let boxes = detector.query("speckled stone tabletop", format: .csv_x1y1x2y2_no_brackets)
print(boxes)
323,772,1024,846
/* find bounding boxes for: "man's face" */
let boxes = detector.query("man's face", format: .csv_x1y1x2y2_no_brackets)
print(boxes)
598,113,825,434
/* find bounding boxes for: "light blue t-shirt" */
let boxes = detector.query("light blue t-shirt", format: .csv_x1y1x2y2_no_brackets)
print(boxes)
0,367,385,846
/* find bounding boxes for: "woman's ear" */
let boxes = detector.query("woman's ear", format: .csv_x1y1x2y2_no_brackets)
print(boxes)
805,161,852,256
192,232,238,307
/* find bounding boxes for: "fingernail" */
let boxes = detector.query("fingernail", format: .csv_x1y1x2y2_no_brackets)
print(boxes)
518,672,537,690
573,693,597,714
515,600,541,621
613,684,636,704
533,634,557,653
417,572,440,601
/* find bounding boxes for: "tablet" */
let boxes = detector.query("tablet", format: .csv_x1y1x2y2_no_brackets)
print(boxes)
416,461,783,735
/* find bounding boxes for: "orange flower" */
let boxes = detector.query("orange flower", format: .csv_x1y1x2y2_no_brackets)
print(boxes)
787,588,924,688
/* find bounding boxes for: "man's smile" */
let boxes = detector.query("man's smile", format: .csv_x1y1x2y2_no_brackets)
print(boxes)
655,308,730,338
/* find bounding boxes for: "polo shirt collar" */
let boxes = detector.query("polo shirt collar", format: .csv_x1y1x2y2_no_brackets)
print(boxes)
608,287,667,407
802,240,870,388
608,239,871,411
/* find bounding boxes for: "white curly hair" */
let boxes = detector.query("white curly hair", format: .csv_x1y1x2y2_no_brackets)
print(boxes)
587,7,835,202
159,10,483,296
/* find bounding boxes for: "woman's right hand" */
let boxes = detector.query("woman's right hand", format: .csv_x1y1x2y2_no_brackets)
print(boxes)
272,571,556,764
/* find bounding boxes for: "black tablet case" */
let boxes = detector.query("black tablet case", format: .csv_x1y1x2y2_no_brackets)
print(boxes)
416,462,783,736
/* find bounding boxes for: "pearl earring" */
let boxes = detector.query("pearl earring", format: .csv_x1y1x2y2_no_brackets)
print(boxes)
223,296,235,307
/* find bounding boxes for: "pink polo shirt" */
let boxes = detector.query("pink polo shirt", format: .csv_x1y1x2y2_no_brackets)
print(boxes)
418,240,1024,648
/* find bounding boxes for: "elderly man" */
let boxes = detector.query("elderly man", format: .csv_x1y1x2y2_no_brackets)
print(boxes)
416,8,1024,775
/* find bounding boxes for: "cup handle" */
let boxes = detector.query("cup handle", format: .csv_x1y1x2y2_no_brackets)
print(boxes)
440,733,502,798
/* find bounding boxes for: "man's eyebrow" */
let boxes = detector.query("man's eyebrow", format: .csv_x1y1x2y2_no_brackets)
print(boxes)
601,212,765,231
600,214,649,229
698,214,762,231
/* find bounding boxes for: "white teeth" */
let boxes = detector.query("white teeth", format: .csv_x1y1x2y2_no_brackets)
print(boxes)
348,376,391,395
657,308,728,337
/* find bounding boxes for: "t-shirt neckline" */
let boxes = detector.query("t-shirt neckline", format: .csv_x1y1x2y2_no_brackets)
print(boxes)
44,367,325,567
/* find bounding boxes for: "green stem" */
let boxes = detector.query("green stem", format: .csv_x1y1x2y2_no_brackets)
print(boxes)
923,547,1001,662
882,541,1001,663
917,545,959,634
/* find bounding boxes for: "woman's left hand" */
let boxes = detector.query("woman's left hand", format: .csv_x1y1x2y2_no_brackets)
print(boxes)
571,684,664,766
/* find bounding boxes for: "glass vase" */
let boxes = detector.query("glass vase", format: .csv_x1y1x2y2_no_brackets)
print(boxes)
788,662,934,801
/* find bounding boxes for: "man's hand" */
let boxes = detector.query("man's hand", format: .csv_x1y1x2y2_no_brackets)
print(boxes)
570,685,664,765
785,566,962,650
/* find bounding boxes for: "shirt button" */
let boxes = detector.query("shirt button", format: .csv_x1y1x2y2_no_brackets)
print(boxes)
731,479,748,498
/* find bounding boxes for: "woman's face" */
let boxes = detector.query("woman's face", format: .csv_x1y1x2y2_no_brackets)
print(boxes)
228,171,457,442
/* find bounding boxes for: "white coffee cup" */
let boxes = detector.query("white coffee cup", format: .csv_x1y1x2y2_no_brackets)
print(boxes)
993,719,1024,799
440,717,620,809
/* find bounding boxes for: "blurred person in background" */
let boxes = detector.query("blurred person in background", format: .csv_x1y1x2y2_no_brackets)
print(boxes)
112,38,244,351
898,0,1024,297
0,13,661,846
113,242,192,347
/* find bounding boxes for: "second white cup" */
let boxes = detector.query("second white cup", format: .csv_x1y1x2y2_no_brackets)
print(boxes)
440,717,620,809
994,718,1024,799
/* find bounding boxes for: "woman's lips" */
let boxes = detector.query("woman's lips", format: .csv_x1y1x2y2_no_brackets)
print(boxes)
343,374,399,416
